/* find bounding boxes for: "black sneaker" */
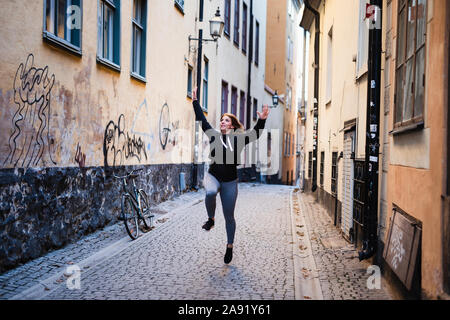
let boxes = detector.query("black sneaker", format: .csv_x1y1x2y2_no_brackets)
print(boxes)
202,218,215,231
224,247,233,264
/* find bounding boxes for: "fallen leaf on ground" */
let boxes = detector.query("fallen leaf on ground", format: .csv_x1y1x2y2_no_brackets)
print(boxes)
304,296,312,299
299,245,307,250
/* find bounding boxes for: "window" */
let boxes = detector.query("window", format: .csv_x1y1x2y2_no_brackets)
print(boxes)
255,20,260,65
231,86,238,115
97,0,121,70
394,0,427,128
326,26,333,103
357,0,369,75
286,86,292,110
174,0,184,13
320,151,324,187
331,151,338,195
203,57,209,111
224,0,231,37
44,0,82,55
187,65,193,98
234,0,240,46
239,91,246,125
242,2,247,54
289,134,291,156
221,81,229,114
253,98,258,120
292,137,295,156
131,0,146,80
308,151,312,179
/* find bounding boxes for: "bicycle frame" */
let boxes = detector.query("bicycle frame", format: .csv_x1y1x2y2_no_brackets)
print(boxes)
121,177,142,215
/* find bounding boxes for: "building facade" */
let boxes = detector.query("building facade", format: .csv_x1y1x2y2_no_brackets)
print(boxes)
382,0,450,299
265,0,303,185
301,0,450,299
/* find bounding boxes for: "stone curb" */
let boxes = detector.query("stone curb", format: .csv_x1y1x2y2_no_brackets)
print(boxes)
289,189,323,300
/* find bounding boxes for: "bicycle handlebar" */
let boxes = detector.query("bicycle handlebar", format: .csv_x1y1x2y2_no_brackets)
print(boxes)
112,168,143,180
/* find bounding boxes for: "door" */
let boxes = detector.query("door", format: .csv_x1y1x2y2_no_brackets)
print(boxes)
341,130,355,240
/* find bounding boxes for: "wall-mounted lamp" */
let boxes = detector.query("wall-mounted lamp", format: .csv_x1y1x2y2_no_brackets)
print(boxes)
188,7,224,50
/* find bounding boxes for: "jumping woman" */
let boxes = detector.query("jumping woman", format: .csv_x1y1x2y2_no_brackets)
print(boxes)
192,87,269,264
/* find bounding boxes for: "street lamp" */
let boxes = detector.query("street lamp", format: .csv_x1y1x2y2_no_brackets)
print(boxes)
210,8,225,40
189,7,224,48
272,90,279,107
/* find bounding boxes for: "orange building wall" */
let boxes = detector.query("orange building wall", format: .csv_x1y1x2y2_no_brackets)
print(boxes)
386,0,447,298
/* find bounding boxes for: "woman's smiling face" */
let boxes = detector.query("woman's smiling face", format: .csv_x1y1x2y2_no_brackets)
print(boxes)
220,115,234,133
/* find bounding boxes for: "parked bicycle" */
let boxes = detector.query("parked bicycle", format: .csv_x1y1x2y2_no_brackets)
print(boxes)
113,168,154,240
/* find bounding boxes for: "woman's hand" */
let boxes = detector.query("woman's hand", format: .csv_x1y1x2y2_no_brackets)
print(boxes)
192,86,198,101
257,104,270,120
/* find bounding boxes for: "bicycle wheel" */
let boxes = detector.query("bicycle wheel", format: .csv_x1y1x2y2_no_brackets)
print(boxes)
122,194,139,240
138,190,154,231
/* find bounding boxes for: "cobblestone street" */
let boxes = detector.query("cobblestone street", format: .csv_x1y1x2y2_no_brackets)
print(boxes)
1,184,393,300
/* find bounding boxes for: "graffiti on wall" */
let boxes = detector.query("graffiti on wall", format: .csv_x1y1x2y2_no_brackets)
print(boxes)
103,114,148,167
389,226,406,270
159,103,179,150
74,142,86,168
3,54,56,168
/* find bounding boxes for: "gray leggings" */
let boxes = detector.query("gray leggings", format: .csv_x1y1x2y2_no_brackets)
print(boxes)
204,172,238,245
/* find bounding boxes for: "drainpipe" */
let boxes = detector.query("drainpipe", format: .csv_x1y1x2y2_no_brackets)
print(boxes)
246,0,254,178
304,0,320,193
359,0,382,261
247,0,253,131
192,0,204,190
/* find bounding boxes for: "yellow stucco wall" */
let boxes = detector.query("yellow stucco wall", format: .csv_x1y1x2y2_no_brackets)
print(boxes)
0,0,220,170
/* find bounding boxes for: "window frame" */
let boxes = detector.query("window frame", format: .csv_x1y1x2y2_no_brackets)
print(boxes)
187,65,193,98
356,0,369,77
234,0,240,47
43,0,83,56
202,56,209,111
224,0,231,38
242,2,248,54
97,0,121,72
231,86,238,115
255,20,260,66
239,90,246,125
393,0,427,130
131,0,147,82
221,80,229,114
174,0,184,14
331,151,338,195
